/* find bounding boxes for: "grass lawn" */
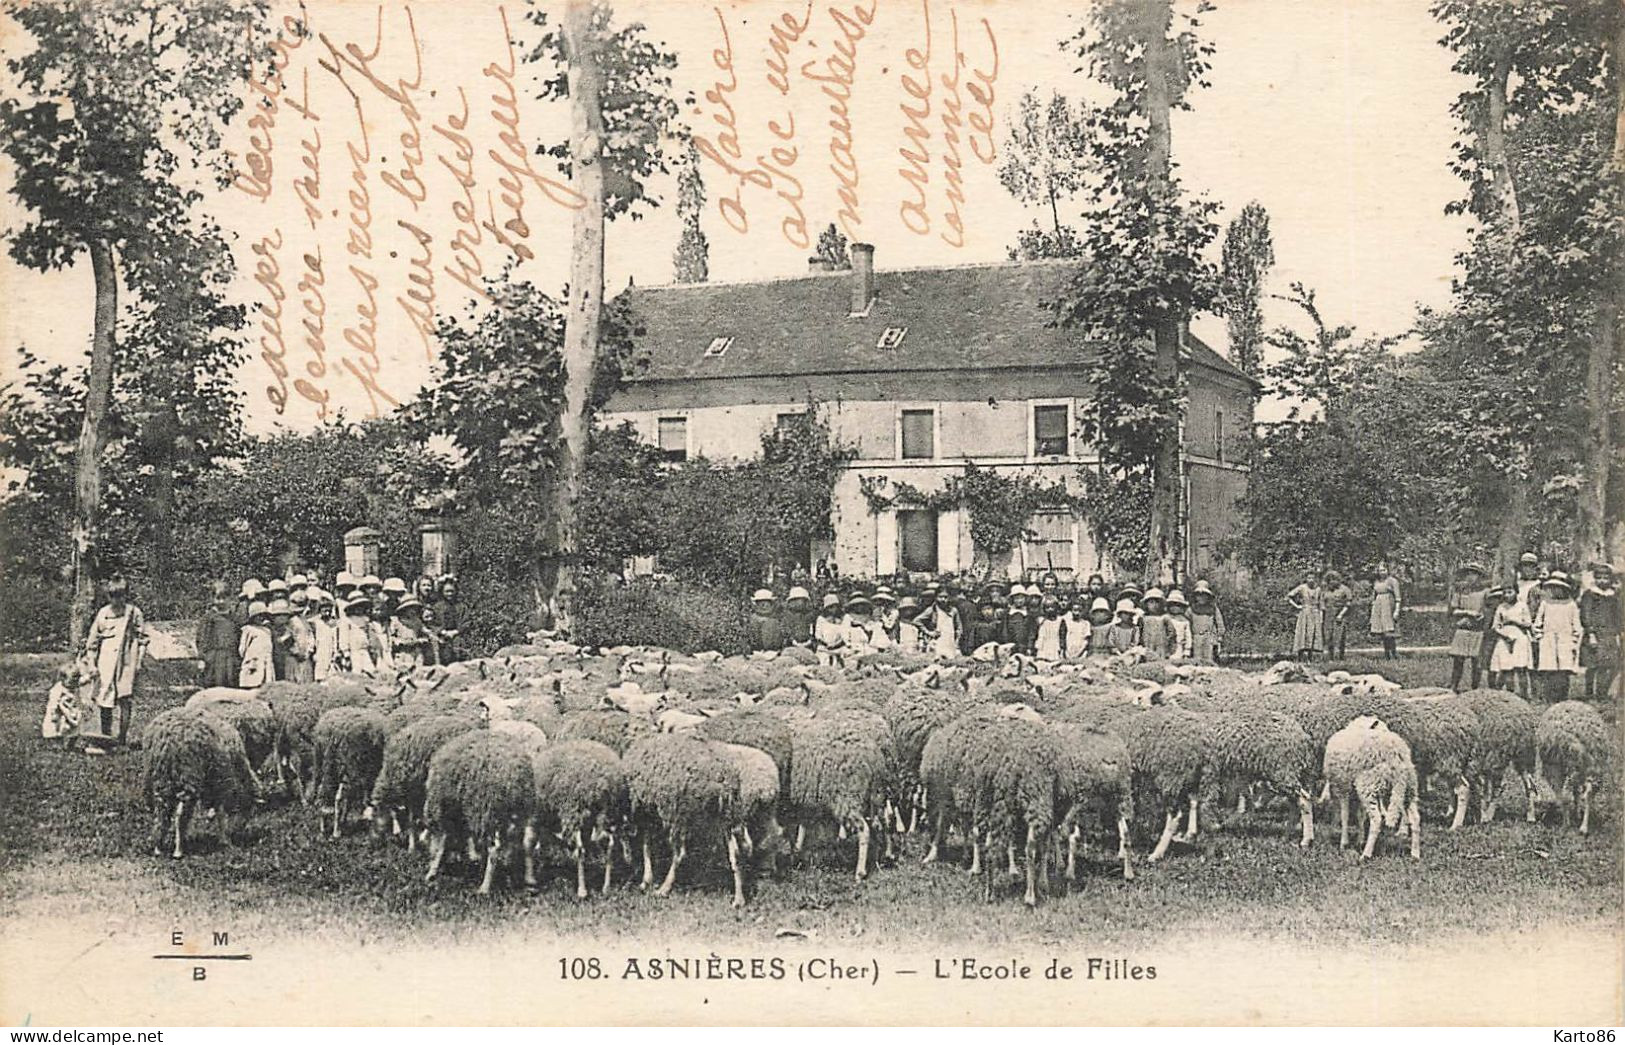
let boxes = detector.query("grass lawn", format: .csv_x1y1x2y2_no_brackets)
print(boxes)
0,653,1619,954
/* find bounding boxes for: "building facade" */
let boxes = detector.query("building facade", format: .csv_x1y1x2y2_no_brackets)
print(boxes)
601,246,1256,585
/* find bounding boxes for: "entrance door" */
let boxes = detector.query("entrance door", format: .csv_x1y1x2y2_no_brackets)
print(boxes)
898,510,939,573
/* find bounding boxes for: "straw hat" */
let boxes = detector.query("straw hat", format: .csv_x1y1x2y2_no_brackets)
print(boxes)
335,570,357,590
383,577,408,595
1091,597,1111,613
395,596,423,615
1167,589,1188,606
822,593,842,609
266,578,288,594
1541,571,1573,593
247,599,270,623
1519,552,1539,565
1144,587,1166,603
847,595,872,612
344,595,373,614
751,589,776,602
267,597,293,617
786,586,811,603
240,578,265,599
1115,598,1136,615
1193,580,1213,595
360,574,382,590
898,596,920,610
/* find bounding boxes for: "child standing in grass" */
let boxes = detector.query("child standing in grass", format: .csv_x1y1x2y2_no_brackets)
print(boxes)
1138,588,1175,660
1087,597,1115,654
1488,586,1532,698
1323,571,1352,660
1447,564,1489,691
1533,572,1583,702
237,601,274,688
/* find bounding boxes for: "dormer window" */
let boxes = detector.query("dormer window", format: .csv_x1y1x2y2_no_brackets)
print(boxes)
703,336,733,359
876,327,908,350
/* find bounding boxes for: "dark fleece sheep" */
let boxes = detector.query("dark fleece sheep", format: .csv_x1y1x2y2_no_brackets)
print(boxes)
1114,706,1210,862
198,697,277,787
787,708,897,880
424,731,540,894
1536,701,1614,835
1197,706,1317,848
1050,722,1136,882
1386,692,1483,829
624,734,741,899
142,707,258,859
1458,687,1540,823
976,717,1066,906
371,714,483,849
266,682,387,802
532,739,629,898
312,707,388,839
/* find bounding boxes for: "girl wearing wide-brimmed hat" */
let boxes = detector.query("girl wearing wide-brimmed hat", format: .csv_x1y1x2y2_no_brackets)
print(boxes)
782,586,816,649
1188,581,1225,664
814,593,849,667
1533,572,1584,701
748,589,785,652
336,596,379,676
1447,563,1491,691
237,600,274,689
1487,586,1532,698
389,596,435,673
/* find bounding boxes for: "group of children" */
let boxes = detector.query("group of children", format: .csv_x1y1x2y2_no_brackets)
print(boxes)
200,570,464,690
745,574,1229,666
1444,556,1620,702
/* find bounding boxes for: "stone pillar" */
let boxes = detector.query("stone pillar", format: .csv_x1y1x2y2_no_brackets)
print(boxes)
343,526,381,578
420,522,453,578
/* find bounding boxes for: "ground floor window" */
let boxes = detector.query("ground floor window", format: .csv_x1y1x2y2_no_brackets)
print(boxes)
898,509,939,573
1021,510,1075,578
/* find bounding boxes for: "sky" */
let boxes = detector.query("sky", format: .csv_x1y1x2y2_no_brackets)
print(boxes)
0,0,1474,430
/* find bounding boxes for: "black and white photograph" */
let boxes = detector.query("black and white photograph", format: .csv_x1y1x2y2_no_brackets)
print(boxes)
0,0,1620,1028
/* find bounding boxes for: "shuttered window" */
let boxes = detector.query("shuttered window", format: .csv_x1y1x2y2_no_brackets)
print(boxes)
900,409,935,459
1022,511,1075,576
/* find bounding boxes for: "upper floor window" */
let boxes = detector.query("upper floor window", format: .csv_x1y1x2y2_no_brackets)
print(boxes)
900,408,935,460
657,416,688,462
1033,403,1070,457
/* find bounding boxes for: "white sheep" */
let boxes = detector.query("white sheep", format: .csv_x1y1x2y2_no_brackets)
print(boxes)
1323,716,1421,860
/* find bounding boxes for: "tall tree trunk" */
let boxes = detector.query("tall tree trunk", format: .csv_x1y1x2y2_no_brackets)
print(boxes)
1583,9,1624,568
548,0,607,635
69,238,118,647
1142,0,1181,586
142,403,179,606
1485,37,1529,583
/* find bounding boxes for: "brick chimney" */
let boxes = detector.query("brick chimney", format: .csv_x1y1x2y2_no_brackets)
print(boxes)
849,242,875,315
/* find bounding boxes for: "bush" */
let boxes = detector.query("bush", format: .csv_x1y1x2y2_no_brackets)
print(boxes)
0,575,71,652
1212,579,1454,656
573,576,752,654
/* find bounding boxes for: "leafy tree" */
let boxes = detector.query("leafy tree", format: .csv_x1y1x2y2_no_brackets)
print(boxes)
998,89,1094,256
672,138,709,283
1,0,263,643
814,223,852,269
1220,201,1274,378
1053,0,1221,586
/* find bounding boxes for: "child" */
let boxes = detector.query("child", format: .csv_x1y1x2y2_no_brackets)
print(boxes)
782,587,816,648
815,594,850,667
41,660,86,743
310,588,337,681
389,596,434,673
1062,597,1092,660
1488,586,1532,698
1580,563,1621,700
1323,571,1352,660
1369,562,1402,661
1002,585,1033,654
282,589,316,682
195,592,240,688
1287,572,1326,660
1034,598,1066,661
1189,580,1226,665
1533,572,1583,702
844,595,877,656
237,601,274,688
1447,564,1490,691
1138,588,1175,660
337,596,379,675
1165,590,1193,660
967,601,1001,653
1086,597,1115,654
748,589,785,652
895,596,924,652
1106,599,1141,653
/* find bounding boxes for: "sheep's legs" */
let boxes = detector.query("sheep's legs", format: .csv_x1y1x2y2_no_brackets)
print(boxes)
1297,788,1314,848
575,829,589,900
172,798,188,860
1523,771,1540,823
1578,780,1593,836
425,831,448,881
331,782,346,840
150,803,169,858
477,836,501,895
1174,795,1200,843
727,831,746,908
522,822,539,890
1449,778,1470,831
1023,823,1040,908
923,809,945,864
216,807,233,849
855,819,871,882
1149,810,1180,862
1338,791,1350,849
656,836,686,898
601,838,615,896
1360,799,1381,860
1007,845,1020,878
640,836,655,890
794,823,807,853
1406,798,1422,859
1118,815,1135,881
968,835,983,875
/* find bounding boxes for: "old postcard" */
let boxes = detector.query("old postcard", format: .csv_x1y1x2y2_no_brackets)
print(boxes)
0,0,1620,1028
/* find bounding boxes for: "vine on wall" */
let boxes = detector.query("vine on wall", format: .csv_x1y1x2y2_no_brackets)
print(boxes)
860,464,1087,556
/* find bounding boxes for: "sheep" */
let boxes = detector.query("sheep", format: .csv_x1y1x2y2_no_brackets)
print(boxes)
1457,687,1540,823
1386,692,1483,830
1193,706,1317,849
1322,716,1421,859
185,686,261,709
693,707,794,796
370,714,483,850
311,707,388,839
881,684,985,833
1536,701,1614,836
197,697,277,793
553,708,654,754
975,718,1066,905
423,730,540,894
1050,722,1135,883
141,706,258,859
1113,706,1210,862
919,706,1035,875
714,741,788,902
623,734,742,900
786,708,896,880
531,739,628,898
265,681,386,801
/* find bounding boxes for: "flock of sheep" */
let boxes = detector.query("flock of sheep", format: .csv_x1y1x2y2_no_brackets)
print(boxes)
142,638,1617,907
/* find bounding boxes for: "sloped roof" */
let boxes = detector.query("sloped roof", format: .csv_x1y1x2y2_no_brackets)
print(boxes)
620,258,1254,386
